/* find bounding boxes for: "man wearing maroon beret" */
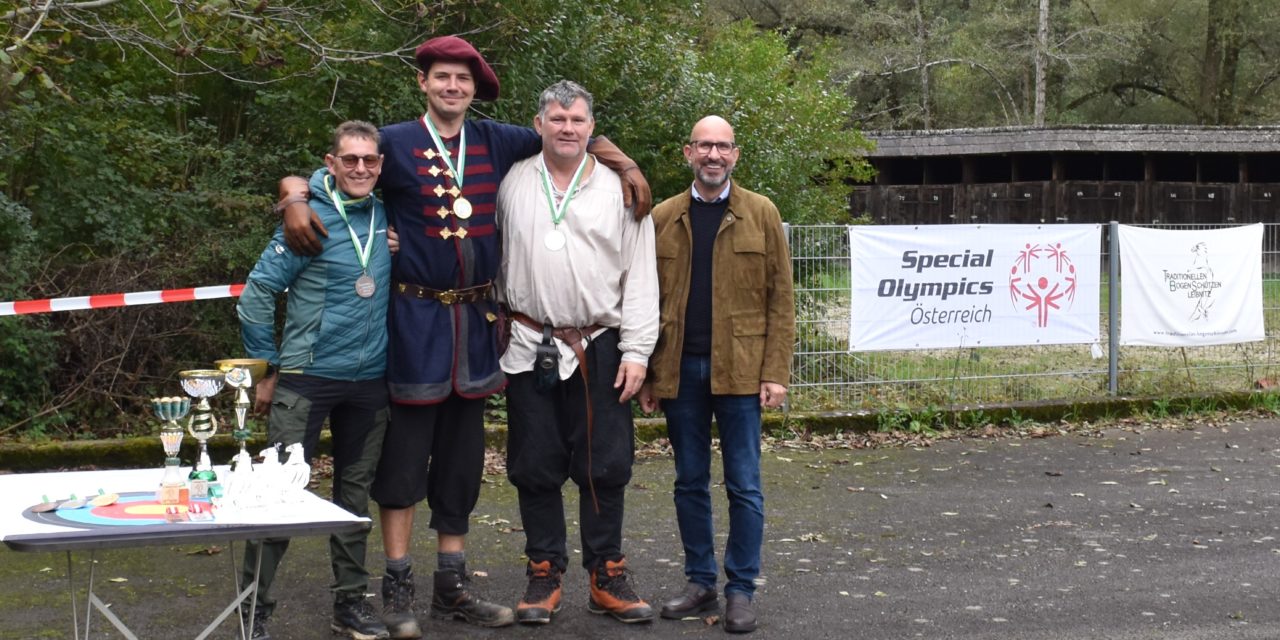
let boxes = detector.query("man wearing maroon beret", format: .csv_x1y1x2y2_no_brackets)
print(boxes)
270,36,651,640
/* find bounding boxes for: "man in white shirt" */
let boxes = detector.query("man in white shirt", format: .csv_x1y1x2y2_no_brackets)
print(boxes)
495,79,659,626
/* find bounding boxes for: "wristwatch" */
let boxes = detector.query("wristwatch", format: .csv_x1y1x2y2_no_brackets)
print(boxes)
265,363,279,378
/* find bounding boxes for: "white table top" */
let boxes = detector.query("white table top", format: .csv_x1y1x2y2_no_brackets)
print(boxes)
0,467,369,551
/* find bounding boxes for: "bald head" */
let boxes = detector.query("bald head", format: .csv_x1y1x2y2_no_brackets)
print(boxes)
684,115,740,200
690,115,734,142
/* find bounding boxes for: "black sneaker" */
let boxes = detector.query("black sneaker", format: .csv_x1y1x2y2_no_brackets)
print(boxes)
240,606,271,640
332,594,391,640
381,569,421,639
430,569,515,627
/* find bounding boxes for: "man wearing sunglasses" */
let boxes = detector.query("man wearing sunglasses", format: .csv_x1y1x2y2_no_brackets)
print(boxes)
270,36,651,638
639,116,795,634
238,120,393,640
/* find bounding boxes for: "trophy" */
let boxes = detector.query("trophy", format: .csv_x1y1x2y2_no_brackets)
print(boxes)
179,369,225,499
151,396,190,505
214,358,268,472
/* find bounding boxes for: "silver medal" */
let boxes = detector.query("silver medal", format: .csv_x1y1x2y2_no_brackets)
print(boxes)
355,274,377,298
543,229,566,251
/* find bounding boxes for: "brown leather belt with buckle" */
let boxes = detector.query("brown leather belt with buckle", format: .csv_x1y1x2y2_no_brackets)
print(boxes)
394,281,492,305
510,311,606,513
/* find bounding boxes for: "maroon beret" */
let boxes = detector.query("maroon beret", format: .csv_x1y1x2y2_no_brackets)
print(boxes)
414,36,500,102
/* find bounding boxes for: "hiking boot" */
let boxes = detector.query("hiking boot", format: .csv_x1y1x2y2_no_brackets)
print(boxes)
430,569,515,627
587,557,654,623
380,569,421,639
332,594,391,640
516,560,563,624
240,606,271,640
724,592,757,633
660,582,718,619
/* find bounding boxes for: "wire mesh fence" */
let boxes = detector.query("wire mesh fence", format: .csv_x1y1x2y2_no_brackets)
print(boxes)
787,223,1280,411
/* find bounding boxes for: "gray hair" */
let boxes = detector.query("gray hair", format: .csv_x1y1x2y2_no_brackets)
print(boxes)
537,80,594,121
331,120,380,155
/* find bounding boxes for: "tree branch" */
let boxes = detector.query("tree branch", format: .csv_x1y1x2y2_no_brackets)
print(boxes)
1,0,122,21
865,58,1023,125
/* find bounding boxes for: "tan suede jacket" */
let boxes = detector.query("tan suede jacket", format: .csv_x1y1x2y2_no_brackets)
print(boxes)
648,182,795,398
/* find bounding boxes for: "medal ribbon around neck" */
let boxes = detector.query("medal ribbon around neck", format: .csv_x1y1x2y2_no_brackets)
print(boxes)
539,152,590,229
324,174,377,274
422,114,466,192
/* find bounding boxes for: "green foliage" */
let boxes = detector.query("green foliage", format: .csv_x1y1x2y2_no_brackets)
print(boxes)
1001,409,1034,428
727,0,1280,128
875,403,943,435
0,0,874,438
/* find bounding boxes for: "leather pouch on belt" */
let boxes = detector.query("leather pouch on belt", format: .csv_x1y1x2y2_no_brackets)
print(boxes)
534,324,559,392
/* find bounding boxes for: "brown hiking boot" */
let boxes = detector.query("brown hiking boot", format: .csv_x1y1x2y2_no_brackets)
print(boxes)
429,569,515,627
587,558,654,623
516,560,562,624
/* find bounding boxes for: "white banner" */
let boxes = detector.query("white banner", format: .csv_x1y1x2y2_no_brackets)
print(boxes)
848,224,1102,351
1117,224,1264,346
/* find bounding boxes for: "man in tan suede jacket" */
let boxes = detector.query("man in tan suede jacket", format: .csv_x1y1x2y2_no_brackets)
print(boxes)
638,115,794,634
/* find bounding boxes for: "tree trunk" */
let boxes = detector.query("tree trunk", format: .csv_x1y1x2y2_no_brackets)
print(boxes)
1199,0,1242,124
914,0,931,129
1034,0,1049,126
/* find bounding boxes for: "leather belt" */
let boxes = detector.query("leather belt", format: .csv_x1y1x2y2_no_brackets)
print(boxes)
511,311,605,513
394,281,491,305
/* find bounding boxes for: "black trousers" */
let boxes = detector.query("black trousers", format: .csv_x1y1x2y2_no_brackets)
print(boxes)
505,329,635,573
370,394,487,535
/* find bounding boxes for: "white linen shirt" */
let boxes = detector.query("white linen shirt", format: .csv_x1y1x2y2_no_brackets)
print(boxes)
496,153,659,379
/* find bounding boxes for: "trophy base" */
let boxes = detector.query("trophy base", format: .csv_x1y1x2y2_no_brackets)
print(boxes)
157,483,188,505
189,468,217,500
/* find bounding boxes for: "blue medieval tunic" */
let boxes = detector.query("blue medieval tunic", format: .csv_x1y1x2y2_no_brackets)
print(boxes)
376,117,540,403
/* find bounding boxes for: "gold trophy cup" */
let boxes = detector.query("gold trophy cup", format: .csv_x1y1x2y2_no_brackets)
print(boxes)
214,358,268,471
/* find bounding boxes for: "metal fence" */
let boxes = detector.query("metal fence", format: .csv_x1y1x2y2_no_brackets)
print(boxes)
787,223,1280,411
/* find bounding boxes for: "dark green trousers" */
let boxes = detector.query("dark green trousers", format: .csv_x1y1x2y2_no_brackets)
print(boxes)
240,374,388,615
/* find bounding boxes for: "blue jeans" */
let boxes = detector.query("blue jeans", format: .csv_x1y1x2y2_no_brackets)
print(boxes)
661,354,763,597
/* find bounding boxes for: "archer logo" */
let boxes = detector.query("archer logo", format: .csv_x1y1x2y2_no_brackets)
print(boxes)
1162,241,1222,322
1008,242,1079,327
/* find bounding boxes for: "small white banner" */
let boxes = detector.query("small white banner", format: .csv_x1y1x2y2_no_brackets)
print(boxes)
1117,224,1264,346
848,224,1102,351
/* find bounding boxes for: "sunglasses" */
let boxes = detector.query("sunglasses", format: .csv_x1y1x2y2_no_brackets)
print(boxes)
335,154,383,169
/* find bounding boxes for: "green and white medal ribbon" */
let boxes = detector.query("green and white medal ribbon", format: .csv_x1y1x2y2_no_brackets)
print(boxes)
325,174,378,298
422,114,471,219
539,153,589,252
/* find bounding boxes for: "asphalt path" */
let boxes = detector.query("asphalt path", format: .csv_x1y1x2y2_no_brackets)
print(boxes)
5,418,1280,639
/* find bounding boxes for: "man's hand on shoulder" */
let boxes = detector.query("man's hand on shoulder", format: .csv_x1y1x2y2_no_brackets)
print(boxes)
586,135,652,219
277,176,328,256
620,166,651,220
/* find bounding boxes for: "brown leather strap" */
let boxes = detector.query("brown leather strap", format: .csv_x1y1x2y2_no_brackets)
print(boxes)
393,281,492,304
511,311,604,513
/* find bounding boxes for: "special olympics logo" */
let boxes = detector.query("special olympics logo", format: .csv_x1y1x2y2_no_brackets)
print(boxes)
1008,242,1079,327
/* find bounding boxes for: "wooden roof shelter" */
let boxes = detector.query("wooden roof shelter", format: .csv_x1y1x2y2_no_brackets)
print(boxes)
852,125,1280,225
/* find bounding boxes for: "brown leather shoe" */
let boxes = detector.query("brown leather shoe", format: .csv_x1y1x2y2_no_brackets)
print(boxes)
724,592,757,633
659,583,718,619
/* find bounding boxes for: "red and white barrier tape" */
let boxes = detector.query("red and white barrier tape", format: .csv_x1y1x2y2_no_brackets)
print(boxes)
0,284,245,317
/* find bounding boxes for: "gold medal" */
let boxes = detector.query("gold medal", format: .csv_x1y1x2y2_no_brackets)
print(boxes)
454,197,473,219
355,273,376,298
